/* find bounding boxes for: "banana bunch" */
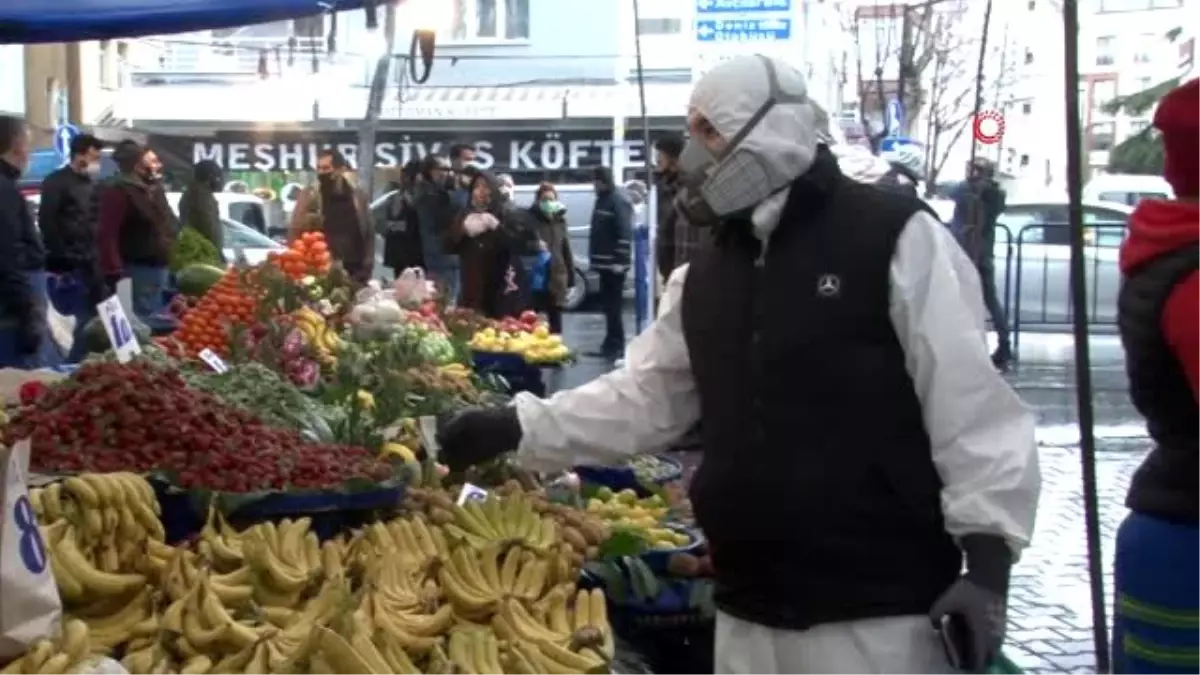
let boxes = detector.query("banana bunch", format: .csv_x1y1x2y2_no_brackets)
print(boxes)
359,517,450,572
447,629,505,675
355,562,454,656
0,619,92,675
438,544,573,623
31,473,165,573
196,504,245,572
292,307,343,366
239,519,323,609
492,587,614,673
444,493,559,555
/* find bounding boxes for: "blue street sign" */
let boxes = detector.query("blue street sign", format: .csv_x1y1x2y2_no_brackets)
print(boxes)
696,18,791,42
695,0,792,13
886,98,905,136
53,124,78,159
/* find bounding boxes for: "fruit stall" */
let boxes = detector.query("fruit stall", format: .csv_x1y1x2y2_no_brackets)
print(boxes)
0,237,713,675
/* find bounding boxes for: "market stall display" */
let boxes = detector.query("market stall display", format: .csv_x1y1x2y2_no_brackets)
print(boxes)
467,311,570,365
6,469,630,675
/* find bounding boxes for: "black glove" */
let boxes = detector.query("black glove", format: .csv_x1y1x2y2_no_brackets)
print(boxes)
929,534,1012,673
17,318,43,356
435,406,522,472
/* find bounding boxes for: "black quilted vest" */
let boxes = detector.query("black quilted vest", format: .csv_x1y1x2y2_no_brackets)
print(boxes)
680,160,961,630
1118,243,1199,522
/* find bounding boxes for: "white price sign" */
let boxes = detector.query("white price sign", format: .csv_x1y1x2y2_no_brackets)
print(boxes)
96,295,141,363
456,483,489,506
198,348,229,374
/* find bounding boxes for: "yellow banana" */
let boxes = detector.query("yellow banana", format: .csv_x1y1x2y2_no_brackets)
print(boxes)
385,604,454,637
375,629,424,674
589,587,614,658
34,652,72,674
42,483,65,522
179,655,213,674
53,526,146,595
246,532,311,593
444,524,490,550
321,540,345,580
22,640,54,673
465,501,500,538
209,578,254,606
448,631,479,674
314,626,381,674
347,619,392,674
536,637,608,672
452,548,494,597
408,517,439,559
28,487,45,520
499,599,566,644
59,618,89,663
197,576,258,649
547,587,572,636
241,641,271,675
499,545,523,594
210,641,258,673
478,544,504,594
304,531,322,574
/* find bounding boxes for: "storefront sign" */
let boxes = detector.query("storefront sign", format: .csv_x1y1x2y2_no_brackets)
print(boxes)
171,127,678,175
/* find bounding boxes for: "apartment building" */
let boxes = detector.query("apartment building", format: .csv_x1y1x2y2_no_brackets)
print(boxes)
1079,0,1191,173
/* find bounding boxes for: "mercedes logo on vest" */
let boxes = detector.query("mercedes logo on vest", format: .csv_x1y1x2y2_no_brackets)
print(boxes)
817,274,841,298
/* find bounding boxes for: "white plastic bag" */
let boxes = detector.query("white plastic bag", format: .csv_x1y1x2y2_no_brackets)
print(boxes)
394,268,434,306
0,439,62,663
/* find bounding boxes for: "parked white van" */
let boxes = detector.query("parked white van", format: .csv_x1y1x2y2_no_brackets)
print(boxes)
1083,174,1174,207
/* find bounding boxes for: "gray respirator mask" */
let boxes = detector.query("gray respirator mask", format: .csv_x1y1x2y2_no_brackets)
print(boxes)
674,55,810,228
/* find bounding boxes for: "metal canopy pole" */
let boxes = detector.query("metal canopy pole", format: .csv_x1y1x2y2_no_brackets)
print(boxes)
358,1,398,202
631,0,656,330
1059,0,1110,670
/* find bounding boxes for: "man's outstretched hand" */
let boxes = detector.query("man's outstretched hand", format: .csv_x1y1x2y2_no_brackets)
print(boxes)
435,407,523,472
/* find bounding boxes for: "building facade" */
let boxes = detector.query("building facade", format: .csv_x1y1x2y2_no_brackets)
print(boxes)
1078,0,1191,174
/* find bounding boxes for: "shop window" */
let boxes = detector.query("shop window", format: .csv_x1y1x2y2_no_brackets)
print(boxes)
1022,102,1032,114
1134,33,1156,64
1089,122,1116,151
1095,36,1116,66
1091,79,1117,117
1128,119,1150,134
1027,0,1036,8
1024,49,1034,64
434,0,530,41
1020,154,1030,167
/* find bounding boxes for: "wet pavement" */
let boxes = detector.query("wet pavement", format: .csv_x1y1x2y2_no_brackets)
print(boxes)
556,309,1146,673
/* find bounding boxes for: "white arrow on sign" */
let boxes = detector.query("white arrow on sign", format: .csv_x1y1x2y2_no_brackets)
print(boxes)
696,0,715,9
697,24,716,38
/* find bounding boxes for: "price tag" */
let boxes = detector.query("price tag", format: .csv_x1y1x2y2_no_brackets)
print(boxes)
456,482,488,506
96,294,141,363
198,348,229,374
418,415,439,459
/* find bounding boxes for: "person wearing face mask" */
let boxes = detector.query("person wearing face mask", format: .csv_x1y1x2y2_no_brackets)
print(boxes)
289,149,374,284
448,143,478,209
449,171,530,318
177,160,226,262
0,115,57,368
381,159,426,277
435,55,1040,673
527,182,574,334
38,133,107,362
414,154,460,302
97,141,177,320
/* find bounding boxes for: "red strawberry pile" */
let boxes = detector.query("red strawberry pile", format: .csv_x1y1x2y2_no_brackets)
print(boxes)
3,361,391,493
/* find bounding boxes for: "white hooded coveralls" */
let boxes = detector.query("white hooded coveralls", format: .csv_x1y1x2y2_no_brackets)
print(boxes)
510,56,1041,674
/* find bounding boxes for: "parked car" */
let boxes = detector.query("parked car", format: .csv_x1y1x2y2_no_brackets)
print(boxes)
1083,173,1173,207
25,193,284,266
992,199,1132,328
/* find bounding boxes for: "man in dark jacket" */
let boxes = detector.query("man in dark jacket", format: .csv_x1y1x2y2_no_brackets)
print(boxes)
0,115,56,368
589,166,633,359
950,157,1011,370
39,132,106,362
381,159,425,277
178,159,225,261
289,149,374,283
654,134,707,279
414,154,460,301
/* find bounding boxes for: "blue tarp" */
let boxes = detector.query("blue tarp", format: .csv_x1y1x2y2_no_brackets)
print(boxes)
0,0,371,44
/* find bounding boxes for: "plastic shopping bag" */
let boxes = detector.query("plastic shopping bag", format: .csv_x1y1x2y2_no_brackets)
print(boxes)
0,439,62,663
394,267,434,306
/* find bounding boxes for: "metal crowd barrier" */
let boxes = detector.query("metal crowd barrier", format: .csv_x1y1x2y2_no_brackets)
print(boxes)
983,222,1128,363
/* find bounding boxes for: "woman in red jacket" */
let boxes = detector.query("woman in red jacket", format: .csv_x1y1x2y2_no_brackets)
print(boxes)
1111,78,1198,674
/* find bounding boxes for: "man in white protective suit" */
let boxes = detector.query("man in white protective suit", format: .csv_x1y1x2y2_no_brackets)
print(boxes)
436,55,1041,674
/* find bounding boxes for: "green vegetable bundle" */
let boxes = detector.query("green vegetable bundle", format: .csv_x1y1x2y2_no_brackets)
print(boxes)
182,361,340,443
170,226,223,272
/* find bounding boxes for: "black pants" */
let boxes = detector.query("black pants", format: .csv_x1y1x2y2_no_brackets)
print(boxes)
597,269,625,353
532,290,564,334
976,255,1010,348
